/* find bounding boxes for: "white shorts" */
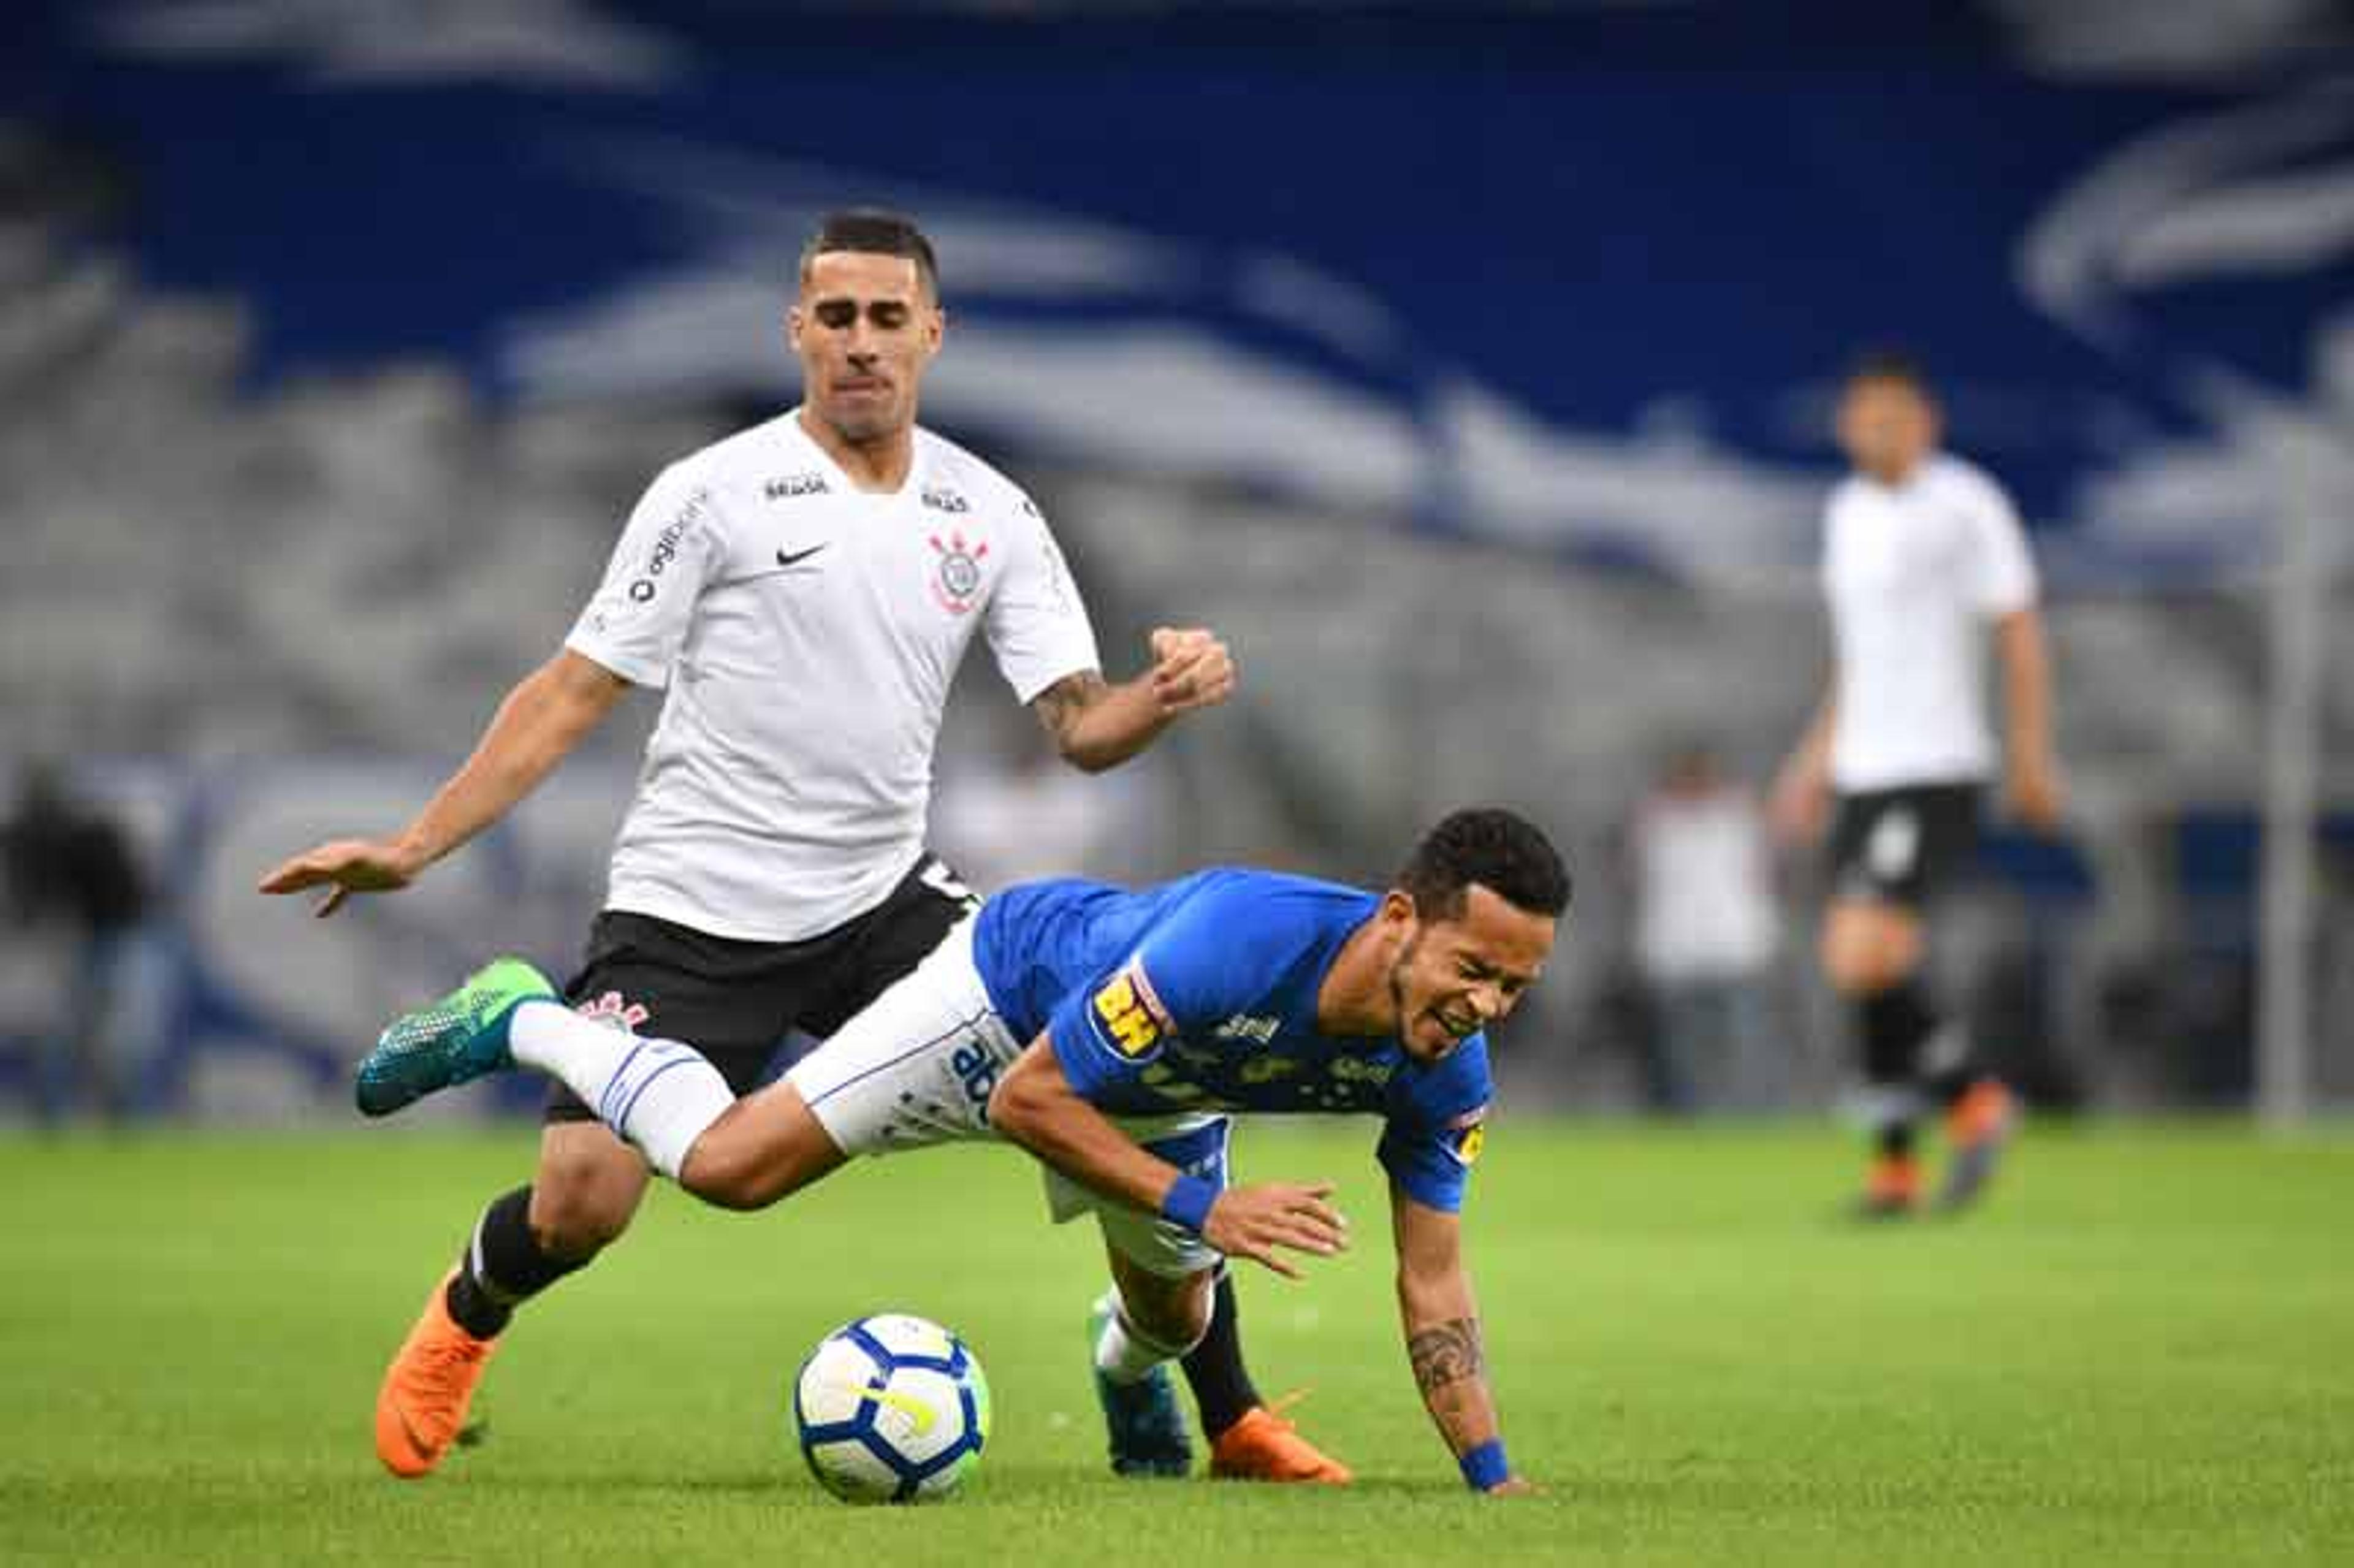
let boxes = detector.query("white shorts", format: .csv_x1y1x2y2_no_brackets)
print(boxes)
785,916,1231,1278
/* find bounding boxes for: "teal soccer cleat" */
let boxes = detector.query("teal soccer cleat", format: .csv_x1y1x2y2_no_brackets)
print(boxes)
1088,1293,1192,1478
355,957,555,1117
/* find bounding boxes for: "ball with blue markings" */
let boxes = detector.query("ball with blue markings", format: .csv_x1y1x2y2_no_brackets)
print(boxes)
793,1313,991,1503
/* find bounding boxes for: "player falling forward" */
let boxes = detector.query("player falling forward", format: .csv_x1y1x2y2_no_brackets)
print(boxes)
356,807,1567,1494
261,208,1328,1484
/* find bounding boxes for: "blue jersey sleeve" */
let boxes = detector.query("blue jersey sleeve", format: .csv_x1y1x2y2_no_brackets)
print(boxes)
1045,888,1240,1100
1375,1037,1494,1212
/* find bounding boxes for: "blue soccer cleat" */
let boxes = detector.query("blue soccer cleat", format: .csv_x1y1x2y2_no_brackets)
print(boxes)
1088,1293,1192,1478
355,957,555,1117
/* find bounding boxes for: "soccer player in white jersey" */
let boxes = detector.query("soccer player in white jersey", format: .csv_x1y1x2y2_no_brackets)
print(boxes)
1769,352,2064,1217
261,211,1342,1484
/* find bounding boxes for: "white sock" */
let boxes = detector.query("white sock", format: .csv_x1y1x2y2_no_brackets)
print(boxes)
507,1000,733,1179
1092,1287,1190,1384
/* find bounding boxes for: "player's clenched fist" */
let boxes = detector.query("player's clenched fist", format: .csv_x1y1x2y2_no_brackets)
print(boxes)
1147,626,1235,715
1203,1179,1348,1279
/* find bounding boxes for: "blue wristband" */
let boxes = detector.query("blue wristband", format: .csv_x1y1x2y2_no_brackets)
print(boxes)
1458,1439,1510,1492
1159,1174,1217,1233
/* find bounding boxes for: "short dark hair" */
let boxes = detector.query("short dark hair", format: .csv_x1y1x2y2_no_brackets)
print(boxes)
1396,807,1571,923
799,208,939,300
1844,347,1931,395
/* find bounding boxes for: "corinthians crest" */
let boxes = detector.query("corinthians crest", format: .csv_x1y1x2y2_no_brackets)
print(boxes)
929,530,988,614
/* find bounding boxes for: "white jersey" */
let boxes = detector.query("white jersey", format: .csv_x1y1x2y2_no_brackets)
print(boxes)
1823,453,2038,792
566,411,1101,941
1631,788,1777,983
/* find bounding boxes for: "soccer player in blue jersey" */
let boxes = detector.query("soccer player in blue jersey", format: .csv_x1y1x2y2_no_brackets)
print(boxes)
358,807,1566,1493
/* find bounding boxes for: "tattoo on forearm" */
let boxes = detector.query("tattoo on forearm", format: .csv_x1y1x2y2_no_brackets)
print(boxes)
1031,671,1107,741
1408,1318,1484,1393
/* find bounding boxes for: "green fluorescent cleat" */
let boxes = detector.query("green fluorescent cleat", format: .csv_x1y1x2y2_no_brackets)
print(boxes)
355,957,555,1117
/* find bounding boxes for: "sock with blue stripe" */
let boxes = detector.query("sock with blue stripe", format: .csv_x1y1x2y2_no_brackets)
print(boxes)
508,1000,733,1179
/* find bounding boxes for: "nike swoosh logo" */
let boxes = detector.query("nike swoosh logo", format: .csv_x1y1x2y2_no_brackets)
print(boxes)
845,1382,939,1436
386,1404,440,1471
775,545,828,568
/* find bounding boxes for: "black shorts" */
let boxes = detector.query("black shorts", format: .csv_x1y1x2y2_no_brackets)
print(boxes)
1826,783,1984,908
546,853,976,1124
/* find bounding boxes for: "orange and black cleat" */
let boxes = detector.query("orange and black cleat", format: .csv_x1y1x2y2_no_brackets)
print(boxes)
1209,1398,1353,1484
374,1269,497,1478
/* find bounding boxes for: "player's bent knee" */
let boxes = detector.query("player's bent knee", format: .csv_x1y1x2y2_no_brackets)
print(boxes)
1821,905,1921,995
527,1172,642,1258
677,1095,845,1211
678,1136,781,1209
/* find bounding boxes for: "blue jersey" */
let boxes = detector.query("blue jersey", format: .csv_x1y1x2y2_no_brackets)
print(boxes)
971,868,1493,1212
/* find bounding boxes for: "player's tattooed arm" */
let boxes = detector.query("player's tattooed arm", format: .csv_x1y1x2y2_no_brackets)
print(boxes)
1393,1187,1514,1483
1029,627,1234,773
1408,1318,1485,1393
1030,670,1110,753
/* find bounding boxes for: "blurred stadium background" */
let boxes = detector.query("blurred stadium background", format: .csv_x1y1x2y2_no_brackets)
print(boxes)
3,0,2351,1129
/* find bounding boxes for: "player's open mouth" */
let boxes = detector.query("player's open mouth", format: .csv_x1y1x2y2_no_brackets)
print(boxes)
1434,1008,1476,1041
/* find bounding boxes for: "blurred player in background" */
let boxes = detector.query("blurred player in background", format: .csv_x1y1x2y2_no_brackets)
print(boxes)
1770,351,2063,1217
261,210,1342,1484
352,807,1567,1496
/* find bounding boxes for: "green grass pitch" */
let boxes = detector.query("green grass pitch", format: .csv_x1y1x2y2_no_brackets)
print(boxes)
1,1121,2346,1565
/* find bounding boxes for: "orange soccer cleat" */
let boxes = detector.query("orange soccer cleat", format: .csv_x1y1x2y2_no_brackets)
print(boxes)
1854,1152,1921,1220
374,1269,497,1479
1209,1399,1354,1485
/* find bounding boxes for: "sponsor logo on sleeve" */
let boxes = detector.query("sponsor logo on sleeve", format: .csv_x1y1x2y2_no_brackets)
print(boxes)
1444,1105,1490,1166
1090,958,1171,1059
626,489,708,604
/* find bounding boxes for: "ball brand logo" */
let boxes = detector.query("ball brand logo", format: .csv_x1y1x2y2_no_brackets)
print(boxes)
843,1382,939,1437
764,471,831,500
929,530,988,614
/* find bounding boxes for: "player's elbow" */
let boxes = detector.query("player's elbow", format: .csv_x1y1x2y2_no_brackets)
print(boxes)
985,1071,1049,1149
984,1079,1033,1140
1052,735,1118,775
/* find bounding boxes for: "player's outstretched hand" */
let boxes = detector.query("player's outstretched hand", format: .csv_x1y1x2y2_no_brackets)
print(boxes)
1147,626,1235,716
257,837,423,918
1203,1180,1347,1279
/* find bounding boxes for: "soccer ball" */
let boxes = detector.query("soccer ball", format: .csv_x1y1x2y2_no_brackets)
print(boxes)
793,1313,991,1504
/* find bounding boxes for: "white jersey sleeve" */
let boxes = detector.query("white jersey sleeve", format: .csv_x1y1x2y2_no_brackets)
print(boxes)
1957,466,2038,617
564,465,729,689
983,493,1101,704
